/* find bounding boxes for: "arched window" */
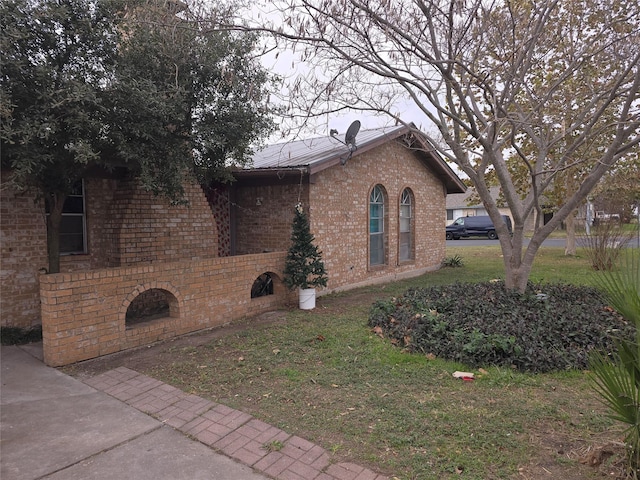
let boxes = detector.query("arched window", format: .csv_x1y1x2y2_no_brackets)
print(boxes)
399,188,414,262
369,185,386,266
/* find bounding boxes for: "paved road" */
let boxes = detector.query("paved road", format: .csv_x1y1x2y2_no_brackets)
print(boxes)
447,237,565,247
447,236,639,248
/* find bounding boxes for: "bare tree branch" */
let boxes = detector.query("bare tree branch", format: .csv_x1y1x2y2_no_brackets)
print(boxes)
224,0,640,290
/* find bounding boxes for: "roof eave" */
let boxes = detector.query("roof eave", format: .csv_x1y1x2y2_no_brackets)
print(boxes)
403,131,467,194
416,150,467,194
232,166,309,185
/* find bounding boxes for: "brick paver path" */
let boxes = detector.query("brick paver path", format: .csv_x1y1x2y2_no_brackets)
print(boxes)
84,367,390,480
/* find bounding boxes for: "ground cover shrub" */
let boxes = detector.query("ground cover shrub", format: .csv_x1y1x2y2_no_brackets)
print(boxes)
369,281,635,373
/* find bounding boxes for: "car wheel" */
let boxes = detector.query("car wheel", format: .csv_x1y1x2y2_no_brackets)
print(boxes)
487,231,497,240
446,232,453,240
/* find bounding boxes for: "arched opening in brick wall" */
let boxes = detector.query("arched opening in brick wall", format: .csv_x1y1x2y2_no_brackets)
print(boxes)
251,272,275,298
126,288,179,327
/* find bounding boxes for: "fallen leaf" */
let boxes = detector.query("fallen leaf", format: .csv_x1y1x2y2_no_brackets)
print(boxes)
273,348,281,355
372,326,384,338
426,353,436,360
478,368,489,375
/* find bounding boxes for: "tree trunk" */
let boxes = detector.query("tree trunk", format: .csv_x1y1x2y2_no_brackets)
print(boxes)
45,193,66,274
502,232,538,293
503,255,534,292
565,211,576,256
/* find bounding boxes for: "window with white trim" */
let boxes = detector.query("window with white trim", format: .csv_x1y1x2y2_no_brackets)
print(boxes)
399,188,414,261
369,185,386,266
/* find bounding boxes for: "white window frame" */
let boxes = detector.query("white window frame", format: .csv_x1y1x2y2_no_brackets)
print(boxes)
399,188,413,262
369,185,386,266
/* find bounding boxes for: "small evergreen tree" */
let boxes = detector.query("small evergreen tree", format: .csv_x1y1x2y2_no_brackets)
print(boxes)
284,204,328,290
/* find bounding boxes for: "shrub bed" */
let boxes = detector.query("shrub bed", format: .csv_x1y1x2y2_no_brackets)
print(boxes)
368,281,635,373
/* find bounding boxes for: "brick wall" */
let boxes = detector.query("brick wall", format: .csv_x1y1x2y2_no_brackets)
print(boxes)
1,175,218,329
1,172,48,328
40,252,295,366
234,183,309,254
310,140,446,291
103,179,218,266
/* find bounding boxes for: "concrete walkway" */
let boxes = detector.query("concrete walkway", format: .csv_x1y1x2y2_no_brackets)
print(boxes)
1,345,389,480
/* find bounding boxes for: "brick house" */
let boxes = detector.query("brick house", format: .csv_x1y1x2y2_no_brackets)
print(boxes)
222,124,466,291
0,124,464,365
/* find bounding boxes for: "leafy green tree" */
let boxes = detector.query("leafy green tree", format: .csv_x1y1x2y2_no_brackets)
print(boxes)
1,0,118,272
242,0,640,291
1,0,276,273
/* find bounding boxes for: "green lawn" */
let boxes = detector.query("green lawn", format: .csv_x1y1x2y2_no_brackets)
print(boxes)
125,246,638,479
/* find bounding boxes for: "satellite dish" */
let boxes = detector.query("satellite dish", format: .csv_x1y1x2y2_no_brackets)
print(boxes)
339,120,361,165
344,120,360,151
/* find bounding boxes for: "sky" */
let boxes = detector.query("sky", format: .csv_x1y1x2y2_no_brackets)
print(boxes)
260,47,436,143
240,1,469,181
244,2,435,145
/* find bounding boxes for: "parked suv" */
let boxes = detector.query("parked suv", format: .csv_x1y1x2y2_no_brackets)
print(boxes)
445,215,512,240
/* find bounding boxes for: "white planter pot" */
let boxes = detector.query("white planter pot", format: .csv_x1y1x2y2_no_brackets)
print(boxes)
298,288,316,310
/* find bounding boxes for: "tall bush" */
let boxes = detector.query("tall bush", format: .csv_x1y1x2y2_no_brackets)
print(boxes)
578,222,636,270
